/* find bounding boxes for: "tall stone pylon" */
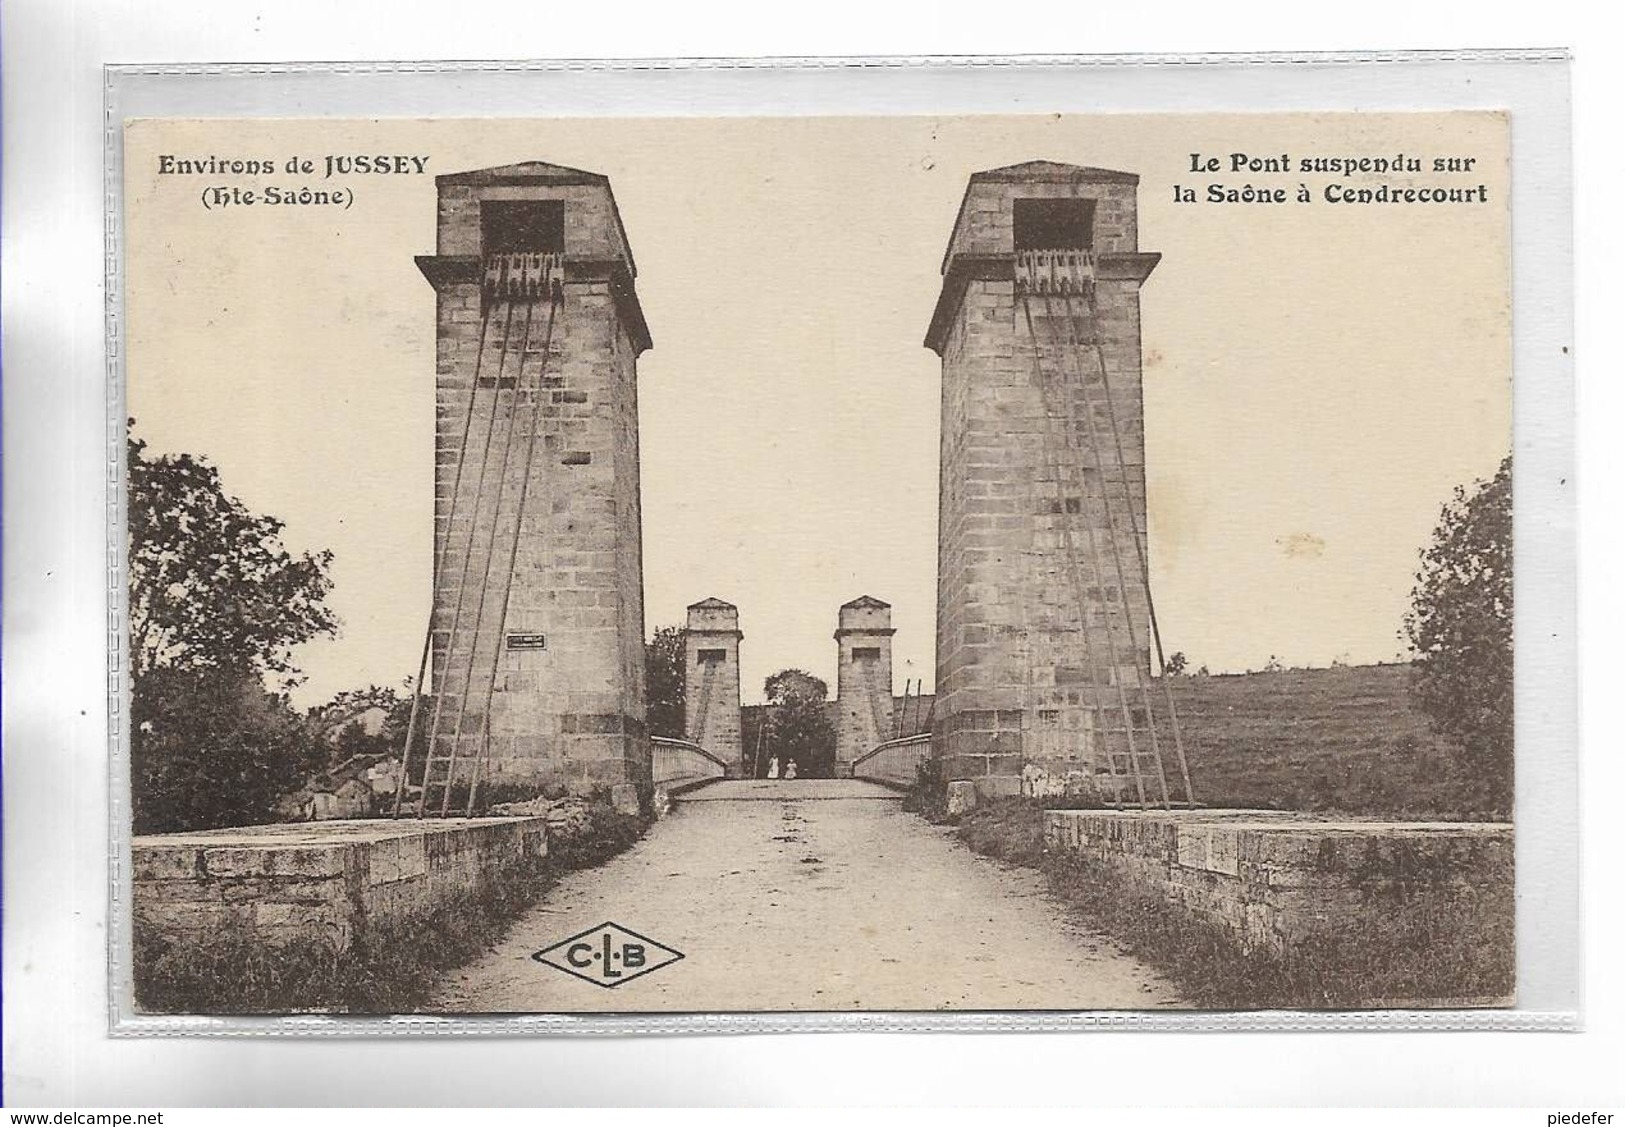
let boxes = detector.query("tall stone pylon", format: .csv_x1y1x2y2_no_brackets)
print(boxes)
411,161,653,808
683,598,744,774
925,160,1164,801
833,596,896,775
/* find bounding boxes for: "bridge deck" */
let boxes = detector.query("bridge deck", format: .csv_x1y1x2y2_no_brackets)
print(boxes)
431,782,1180,1012
675,779,899,802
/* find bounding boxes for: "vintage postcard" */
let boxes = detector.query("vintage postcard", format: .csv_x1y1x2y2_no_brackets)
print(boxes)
119,111,1515,1018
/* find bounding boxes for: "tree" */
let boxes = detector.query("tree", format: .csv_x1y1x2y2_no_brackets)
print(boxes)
132,666,327,833
645,625,687,738
304,685,429,813
331,718,383,765
308,685,405,744
128,426,338,686
1403,455,1513,811
382,689,432,788
741,705,770,778
762,669,837,779
127,422,341,830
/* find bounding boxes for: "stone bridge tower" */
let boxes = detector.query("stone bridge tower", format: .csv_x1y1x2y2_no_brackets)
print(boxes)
684,598,744,774
411,161,652,807
925,160,1165,802
833,596,896,775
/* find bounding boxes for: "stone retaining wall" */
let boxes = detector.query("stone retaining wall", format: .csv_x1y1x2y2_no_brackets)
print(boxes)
1045,809,1513,961
132,817,549,956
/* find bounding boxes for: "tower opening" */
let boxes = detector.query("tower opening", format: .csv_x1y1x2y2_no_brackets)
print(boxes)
1013,198,1095,251
480,199,566,254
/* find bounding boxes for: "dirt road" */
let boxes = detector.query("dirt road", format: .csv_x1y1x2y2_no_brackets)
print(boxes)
430,780,1182,1012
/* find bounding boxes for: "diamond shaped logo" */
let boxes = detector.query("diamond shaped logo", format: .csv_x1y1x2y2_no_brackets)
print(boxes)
532,922,684,988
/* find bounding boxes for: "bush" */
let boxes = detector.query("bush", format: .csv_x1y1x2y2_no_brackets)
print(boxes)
902,757,949,821
1043,849,1512,1009
1404,456,1513,812
761,669,837,779
645,625,687,739
945,801,1514,1009
134,869,551,1014
133,791,649,1014
132,666,326,834
545,800,644,870
953,799,1049,866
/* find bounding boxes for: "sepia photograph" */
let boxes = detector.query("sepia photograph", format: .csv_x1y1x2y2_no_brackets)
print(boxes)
119,110,1515,1018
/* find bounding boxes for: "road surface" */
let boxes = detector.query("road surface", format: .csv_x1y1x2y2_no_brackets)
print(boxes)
429,780,1182,1012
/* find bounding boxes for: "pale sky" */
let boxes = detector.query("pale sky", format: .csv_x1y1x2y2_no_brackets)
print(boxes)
125,112,1511,707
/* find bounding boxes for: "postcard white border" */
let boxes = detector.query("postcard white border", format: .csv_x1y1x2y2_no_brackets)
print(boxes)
98,52,1576,1038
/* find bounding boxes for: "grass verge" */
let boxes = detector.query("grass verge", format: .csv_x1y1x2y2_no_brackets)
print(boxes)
949,798,1514,1010
133,795,646,1015
1168,665,1509,820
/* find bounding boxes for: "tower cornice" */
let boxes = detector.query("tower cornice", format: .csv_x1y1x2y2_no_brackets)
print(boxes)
924,251,1160,356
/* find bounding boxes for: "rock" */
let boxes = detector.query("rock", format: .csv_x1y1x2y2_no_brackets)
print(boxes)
487,797,554,818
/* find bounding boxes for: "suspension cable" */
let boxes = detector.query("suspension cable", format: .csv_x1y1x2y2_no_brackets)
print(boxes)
865,668,890,753
1011,292,1089,785
413,297,520,815
1020,293,1147,807
1040,289,1172,808
465,275,564,815
691,659,717,748
438,297,540,816
1062,288,1195,805
393,297,497,817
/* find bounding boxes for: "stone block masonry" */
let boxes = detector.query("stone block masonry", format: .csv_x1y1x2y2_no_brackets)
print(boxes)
132,818,549,960
927,161,1164,800
833,596,896,771
416,162,653,798
1045,809,1514,1000
684,598,744,774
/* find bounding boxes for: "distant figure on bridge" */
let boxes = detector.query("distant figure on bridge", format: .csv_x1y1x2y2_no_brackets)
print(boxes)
766,756,780,780
784,760,798,780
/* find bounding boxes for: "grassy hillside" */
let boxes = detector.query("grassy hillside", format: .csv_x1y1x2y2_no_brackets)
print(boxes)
1164,663,1506,820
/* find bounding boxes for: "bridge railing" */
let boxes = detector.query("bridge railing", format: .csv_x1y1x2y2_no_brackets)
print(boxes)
851,732,932,789
650,735,729,791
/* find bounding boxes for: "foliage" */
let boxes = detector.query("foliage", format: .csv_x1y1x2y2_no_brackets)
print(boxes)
761,669,837,779
304,687,437,816
765,668,828,704
950,800,1514,1010
741,705,770,778
902,756,949,821
127,423,346,830
134,869,552,1014
133,792,649,1013
308,685,430,785
128,426,338,685
309,685,404,742
1162,651,1188,676
1403,456,1513,811
330,719,380,764
544,800,646,870
644,625,687,739
1166,664,1506,820
132,666,328,834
